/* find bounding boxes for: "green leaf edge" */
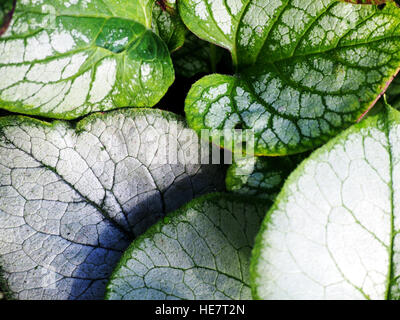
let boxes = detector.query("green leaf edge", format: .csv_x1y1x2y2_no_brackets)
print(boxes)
225,154,308,200
184,73,244,151
0,107,185,134
185,67,400,156
0,34,175,120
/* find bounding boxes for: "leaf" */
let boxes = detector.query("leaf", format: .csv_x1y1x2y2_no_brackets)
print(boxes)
251,105,400,300
181,0,400,156
0,108,225,300
152,0,186,53
105,193,270,300
0,0,174,119
172,33,224,78
388,75,400,97
226,154,306,201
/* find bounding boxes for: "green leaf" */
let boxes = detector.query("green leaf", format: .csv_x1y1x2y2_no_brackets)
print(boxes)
181,0,400,156
251,105,400,300
152,0,186,52
106,193,270,300
0,0,174,119
226,154,306,201
0,108,225,299
388,76,400,97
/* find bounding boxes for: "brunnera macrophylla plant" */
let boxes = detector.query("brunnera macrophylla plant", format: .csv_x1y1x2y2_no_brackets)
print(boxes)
181,0,400,156
1,0,400,301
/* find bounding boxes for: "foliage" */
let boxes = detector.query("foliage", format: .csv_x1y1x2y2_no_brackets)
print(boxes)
1,0,400,300
252,105,400,299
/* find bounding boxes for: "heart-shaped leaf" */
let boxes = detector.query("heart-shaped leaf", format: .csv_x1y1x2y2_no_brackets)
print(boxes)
181,0,400,155
0,0,174,119
251,105,400,300
226,154,306,201
106,193,270,300
0,109,225,299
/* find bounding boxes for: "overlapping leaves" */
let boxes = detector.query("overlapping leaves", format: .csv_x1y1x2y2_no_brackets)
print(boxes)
152,0,186,53
226,154,306,200
0,109,225,299
181,0,400,155
1,0,400,302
